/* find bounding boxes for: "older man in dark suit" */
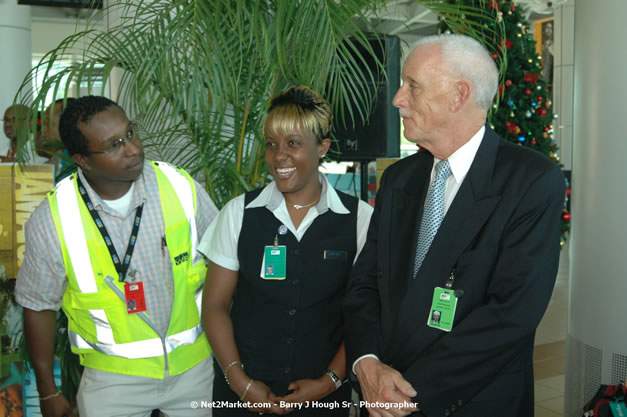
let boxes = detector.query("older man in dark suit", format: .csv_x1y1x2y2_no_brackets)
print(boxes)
344,34,565,417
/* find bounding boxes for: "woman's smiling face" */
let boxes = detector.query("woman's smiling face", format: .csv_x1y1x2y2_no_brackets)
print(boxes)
265,125,330,197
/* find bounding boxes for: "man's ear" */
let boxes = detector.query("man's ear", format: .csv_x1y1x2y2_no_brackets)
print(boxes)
72,153,91,172
449,80,472,112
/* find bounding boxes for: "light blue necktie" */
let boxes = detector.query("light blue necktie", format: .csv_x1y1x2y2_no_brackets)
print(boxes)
413,159,452,277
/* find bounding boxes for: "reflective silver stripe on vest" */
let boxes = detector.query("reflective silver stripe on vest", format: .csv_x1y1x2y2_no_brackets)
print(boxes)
195,286,203,315
69,323,203,358
56,178,115,345
155,162,200,265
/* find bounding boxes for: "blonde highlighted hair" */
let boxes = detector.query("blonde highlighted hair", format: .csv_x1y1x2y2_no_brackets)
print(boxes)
264,85,332,144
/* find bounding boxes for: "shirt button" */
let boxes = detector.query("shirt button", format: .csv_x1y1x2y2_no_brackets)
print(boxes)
293,249,300,255
457,399,463,406
288,309,296,316
286,338,294,344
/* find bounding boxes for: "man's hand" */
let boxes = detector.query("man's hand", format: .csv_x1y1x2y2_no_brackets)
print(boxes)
39,393,75,417
355,358,419,417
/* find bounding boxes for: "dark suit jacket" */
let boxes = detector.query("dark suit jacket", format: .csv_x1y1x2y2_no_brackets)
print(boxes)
344,127,565,417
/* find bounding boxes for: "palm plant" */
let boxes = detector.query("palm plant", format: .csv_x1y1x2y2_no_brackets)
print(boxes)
15,0,503,208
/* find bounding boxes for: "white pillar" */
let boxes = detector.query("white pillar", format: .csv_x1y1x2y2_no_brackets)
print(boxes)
564,1,627,416
552,1,574,171
0,0,32,155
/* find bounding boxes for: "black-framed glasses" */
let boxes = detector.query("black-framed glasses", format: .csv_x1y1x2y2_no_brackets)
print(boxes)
89,124,141,157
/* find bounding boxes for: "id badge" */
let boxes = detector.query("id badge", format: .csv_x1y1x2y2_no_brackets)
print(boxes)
610,401,627,417
263,245,286,280
124,281,147,314
427,287,458,332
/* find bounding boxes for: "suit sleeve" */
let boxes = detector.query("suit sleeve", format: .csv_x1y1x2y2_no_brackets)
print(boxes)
343,169,388,372
405,164,566,416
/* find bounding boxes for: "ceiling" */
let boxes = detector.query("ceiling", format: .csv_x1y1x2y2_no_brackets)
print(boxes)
364,0,559,45
28,0,559,43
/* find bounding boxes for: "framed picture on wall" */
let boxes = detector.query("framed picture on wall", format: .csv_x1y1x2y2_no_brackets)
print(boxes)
533,17,554,89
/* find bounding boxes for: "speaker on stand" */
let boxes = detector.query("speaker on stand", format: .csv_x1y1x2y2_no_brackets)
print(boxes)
330,34,401,202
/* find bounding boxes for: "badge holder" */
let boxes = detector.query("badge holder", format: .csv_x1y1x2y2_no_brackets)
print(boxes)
124,281,147,313
427,269,460,332
263,234,286,280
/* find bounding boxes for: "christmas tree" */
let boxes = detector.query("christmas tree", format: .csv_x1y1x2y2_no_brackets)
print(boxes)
438,0,570,246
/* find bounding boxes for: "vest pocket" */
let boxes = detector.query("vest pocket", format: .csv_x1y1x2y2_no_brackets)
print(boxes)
69,289,120,338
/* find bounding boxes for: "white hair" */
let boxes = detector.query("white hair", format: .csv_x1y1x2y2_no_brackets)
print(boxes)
413,34,499,111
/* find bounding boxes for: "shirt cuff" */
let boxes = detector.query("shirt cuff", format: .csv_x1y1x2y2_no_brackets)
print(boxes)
352,354,380,375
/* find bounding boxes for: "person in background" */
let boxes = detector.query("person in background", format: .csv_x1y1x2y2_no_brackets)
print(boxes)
17,95,218,417
344,34,565,417
2,104,28,162
201,85,373,416
36,98,76,180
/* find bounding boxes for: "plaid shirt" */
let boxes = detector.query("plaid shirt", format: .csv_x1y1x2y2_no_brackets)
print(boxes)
16,161,218,336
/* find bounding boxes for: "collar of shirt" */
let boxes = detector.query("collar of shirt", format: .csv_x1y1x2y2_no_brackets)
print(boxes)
245,172,350,241
429,125,485,213
76,162,148,218
432,125,485,185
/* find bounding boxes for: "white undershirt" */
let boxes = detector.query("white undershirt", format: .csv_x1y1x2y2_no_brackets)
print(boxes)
102,183,135,216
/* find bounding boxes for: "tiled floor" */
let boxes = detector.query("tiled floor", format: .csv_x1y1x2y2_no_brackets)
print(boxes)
534,242,570,417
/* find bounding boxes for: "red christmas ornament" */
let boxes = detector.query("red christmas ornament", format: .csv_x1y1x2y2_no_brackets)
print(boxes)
531,139,537,145
536,108,548,117
499,83,504,95
524,89,532,95
505,80,512,86
544,127,550,132
510,2,517,11
566,187,571,196
492,53,498,59
562,212,571,222
489,0,500,11
524,71,539,85
505,40,513,49
507,123,519,135
538,96,543,101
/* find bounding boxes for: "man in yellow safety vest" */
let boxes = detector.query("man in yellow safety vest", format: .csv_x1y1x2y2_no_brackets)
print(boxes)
17,95,218,417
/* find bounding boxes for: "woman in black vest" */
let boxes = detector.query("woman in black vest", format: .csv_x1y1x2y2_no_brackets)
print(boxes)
199,86,373,416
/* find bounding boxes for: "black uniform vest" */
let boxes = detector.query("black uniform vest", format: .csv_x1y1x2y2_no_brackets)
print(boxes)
232,186,358,388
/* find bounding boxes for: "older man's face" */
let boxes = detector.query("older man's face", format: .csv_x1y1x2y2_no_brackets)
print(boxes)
392,44,455,152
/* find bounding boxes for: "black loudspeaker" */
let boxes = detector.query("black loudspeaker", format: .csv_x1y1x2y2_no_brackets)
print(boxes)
331,35,401,161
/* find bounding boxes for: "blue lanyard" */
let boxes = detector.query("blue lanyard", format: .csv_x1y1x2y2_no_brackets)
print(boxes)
77,176,144,282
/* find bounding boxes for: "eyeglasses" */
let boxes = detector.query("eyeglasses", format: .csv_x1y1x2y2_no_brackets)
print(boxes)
89,124,141,157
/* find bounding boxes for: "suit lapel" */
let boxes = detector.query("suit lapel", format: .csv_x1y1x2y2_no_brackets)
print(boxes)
387,150,432,301
420,129,503,282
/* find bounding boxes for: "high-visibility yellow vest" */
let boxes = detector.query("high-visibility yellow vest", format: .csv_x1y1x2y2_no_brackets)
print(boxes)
49,161,210,379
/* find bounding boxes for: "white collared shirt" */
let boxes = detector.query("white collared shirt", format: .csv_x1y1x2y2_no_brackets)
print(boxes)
198,173,373,271
430,125,485,214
